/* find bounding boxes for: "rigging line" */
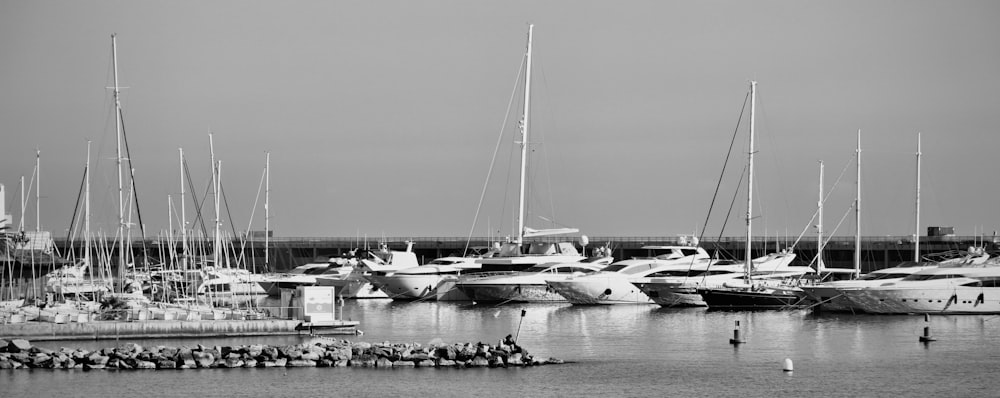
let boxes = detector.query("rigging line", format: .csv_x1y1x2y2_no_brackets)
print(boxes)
535,58,558,227
464,53,526,256
801,201,857,273
751,93,791,232
237,165,267,265
219,181,239,241
66,166,88,244
698,91,749,259
183,159,209,236
787,152,857,251
119,109,149,258
693,91,750,283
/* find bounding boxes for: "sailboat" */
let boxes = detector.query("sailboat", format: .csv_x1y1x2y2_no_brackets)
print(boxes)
696,81,807,310
468,24,585,274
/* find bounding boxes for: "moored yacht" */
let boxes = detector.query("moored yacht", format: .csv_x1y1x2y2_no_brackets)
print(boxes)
454,252,612,303
366,256,485,301
839,262,1000,314
546,245,711,305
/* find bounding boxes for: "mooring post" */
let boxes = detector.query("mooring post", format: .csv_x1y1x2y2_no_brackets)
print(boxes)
730,320,745,345
919,313,936,343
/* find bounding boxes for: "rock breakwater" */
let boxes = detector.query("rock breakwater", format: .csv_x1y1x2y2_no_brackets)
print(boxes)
0,338,565,370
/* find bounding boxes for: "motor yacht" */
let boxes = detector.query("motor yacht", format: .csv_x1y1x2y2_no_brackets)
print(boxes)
545,245,710,305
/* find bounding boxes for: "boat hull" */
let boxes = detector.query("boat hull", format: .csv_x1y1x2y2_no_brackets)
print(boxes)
455,283,565,303
546,279,652,305
698,288,810,310
841,287,1000,314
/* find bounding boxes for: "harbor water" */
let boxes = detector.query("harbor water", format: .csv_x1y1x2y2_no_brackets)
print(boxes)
3,299,998,397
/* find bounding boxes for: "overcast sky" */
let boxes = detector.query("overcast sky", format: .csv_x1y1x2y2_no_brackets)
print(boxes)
2,1,999,240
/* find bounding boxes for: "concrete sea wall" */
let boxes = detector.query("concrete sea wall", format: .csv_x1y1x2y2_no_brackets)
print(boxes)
1,319,357,341
0,338,564,370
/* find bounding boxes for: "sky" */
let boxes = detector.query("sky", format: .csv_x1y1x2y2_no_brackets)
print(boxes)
1,1,999,239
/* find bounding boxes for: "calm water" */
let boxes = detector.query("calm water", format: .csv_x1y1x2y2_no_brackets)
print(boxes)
3,300,998,397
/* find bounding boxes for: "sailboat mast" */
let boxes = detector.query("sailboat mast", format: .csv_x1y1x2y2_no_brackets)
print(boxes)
35,150,40,233
854,130,861,277
745,81,756,280
210,133,220,269
516,24,534,248
179,148,187,269
112,34,125,274
85,141,92,268
817,160,824,272
914,133,921,262
265,152,270,269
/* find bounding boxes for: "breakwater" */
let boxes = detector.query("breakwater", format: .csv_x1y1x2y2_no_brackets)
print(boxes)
0,337,563,370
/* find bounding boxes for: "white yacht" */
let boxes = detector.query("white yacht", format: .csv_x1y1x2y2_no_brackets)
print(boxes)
315,242,418,299
366,256,483,301
257,256,354,297
545,246,711,305
839,263,1000,314
454,255,611,303
799,249,991,312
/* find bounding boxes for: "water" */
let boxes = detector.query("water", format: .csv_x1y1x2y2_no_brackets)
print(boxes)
3,300,998,397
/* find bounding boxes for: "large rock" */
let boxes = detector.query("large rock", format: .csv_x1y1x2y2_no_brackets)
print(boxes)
393,360,415,367
88,353,110,366
508,353,524,366
224,358,245,368
468,356,489,368
286,359,316,367
436,359,456,367
375,357,393,368
0,360,13,369
117,343,143,355
333,359,349,367
488,357,505,368
416,359,435,368
352,354,376,367
177,348,196,368
7,339,31,353
193,351,215,368
300,351,321,361
157,359,177,369
31,354,53,368
135,360,156,369
274,358,288,367
243,359,258,368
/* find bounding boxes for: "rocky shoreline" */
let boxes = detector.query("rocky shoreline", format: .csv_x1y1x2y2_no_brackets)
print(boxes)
0,337,565,370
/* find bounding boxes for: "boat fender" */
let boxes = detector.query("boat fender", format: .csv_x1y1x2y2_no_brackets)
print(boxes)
945,294,958,309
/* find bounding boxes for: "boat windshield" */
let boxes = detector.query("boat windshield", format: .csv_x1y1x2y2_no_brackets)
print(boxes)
522,265,553,273
902,273,964,281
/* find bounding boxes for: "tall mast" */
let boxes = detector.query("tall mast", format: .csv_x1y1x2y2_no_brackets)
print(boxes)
745,80,756,280
854,130,862,278
18,176,24,233
265,152,270,270
85,141,92,268
179,148,187,269
516,24,534,248
35,150,40,233
817,160,824,272
210,133,220,269
914,133,921,262
112,34,125,274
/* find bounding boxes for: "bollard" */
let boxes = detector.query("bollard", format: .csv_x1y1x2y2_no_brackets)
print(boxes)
729,320,745,345
919,313,936,343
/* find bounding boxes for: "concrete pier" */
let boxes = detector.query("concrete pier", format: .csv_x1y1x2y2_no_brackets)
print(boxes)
0,319,359,341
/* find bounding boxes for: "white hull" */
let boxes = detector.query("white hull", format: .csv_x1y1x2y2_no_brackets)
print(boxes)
547,277,652,305
842,286,1000,314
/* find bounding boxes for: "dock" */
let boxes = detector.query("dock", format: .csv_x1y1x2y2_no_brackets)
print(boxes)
0,319,359,341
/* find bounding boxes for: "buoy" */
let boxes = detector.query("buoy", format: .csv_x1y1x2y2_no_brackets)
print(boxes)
783,358,794,372
919,313,936,343
729,320,745,345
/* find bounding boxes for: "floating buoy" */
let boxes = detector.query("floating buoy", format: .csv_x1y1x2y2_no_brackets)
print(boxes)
919,313,936,343
729,320,745,345
782,358,794,372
